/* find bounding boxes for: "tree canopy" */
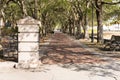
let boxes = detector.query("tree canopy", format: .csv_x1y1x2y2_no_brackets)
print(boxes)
0,0,120,42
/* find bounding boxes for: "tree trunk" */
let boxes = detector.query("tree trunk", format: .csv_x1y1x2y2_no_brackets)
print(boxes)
84,12,89,39
69,19,72,35
72,21,76,36
0,16,5,28
95,0,103,43
69,24,72,35
83,0,89,39
34,0,38,19
0,2,6,26
76,20,81,35
20,0,28,17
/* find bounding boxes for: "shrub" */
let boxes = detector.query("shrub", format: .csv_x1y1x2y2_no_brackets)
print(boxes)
1,27,18,36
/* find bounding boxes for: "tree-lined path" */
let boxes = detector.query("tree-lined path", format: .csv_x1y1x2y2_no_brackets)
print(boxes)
41,32,105,64
0,0,120,80
1,32,120,80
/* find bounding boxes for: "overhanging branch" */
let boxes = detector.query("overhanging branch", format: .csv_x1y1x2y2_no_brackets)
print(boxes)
102,1,120,5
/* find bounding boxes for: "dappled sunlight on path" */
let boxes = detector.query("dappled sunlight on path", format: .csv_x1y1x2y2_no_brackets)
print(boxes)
38,33,120,79
40,33,106,64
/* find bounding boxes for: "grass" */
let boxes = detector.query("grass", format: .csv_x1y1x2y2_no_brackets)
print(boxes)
80,38,120,56
80,39,104,52
81,31,120,52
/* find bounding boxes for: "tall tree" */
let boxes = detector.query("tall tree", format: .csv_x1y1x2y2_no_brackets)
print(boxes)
93,0,120,43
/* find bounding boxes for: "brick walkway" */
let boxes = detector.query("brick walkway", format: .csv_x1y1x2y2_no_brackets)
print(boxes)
41,32,105,64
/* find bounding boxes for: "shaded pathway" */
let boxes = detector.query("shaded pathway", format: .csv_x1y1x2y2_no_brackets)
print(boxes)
1,32,120,80
40,32,105,64
38,32,120,79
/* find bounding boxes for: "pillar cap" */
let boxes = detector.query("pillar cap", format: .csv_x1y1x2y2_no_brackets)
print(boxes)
17,16,41,25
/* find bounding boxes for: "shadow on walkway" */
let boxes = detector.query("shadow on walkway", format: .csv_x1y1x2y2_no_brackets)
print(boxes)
40,33,107,64
39,33,120,79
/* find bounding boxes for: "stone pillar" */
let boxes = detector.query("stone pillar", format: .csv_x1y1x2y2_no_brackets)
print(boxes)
17,16,40,68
